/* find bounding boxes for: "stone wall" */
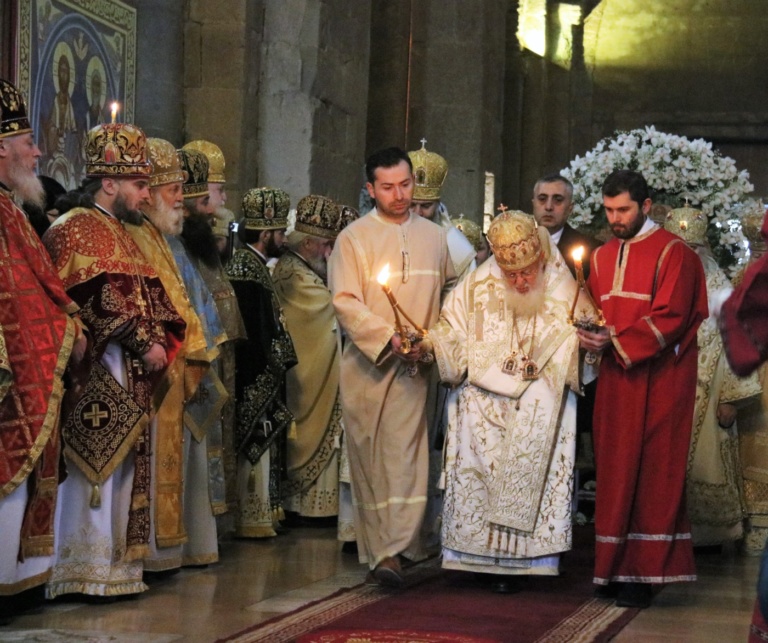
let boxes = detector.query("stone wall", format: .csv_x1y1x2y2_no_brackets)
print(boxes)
183,0,261,212
258,0,372,209
368,0,510,222
130,0,185,145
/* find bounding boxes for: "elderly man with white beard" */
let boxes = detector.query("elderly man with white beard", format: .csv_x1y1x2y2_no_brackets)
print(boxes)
0,78,86,622
124,138,227,573
272,195,348,525
428,211,594,594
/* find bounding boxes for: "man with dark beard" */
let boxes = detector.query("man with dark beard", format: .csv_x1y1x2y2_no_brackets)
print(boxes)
272,195,345,525
578,170,708,608
178,148,245,522
226,187,296,538
0,78,85,621
42,122,186,599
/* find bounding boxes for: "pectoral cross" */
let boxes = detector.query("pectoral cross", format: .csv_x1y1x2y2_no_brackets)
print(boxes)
497,203,509,215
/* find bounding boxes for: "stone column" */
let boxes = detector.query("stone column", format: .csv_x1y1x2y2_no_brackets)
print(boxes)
184,0,262,210
257,0,372,208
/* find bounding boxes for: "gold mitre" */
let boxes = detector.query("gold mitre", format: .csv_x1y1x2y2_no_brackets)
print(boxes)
663,205,707,246
295,194,341,239
212,207,235,237
183,139,225,183
85,123,152,178
408,139,448,202
241,187,290,231
487,210,549,271
147,138,187,187
177,149,209,198
0,78,32,139
740,200,767,256
451,215,483,252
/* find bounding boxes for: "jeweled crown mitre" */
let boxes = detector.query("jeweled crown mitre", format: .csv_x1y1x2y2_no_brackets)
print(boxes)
241,187,290,230
295,194,341,239
487,210,547,271
451,215,483,252
85,123,152,178
177,149,209,198
338,205,359,234
0,78,32,139
663,205,707,246
408,139,448,202
183,139,226,183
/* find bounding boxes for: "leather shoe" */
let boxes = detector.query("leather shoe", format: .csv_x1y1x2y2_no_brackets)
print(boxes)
491,578,522,594
594,582,622,600
373,556,404,588
616,582,653,608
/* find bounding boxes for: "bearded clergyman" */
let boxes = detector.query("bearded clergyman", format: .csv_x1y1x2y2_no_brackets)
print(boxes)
43,123,186,598
428,210,594,593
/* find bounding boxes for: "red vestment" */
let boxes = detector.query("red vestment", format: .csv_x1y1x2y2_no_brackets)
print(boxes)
0,190,78,561
43,207,185,556
720,211,768,375
587,226,707,585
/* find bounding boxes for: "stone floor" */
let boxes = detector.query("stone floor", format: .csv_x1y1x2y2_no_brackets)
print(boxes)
0,527,759,642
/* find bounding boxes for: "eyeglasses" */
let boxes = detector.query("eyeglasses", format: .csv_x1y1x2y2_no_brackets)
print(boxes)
501,266,538,282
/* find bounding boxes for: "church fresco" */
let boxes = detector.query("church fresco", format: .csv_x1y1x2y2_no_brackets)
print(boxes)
16,0,136,190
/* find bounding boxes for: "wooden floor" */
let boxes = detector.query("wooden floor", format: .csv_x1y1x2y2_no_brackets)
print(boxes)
1,526,759,642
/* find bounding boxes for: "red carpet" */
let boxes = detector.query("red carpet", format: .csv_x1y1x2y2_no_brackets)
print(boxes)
218,527,640,643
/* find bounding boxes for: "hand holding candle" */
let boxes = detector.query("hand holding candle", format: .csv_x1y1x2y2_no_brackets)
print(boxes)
377,264,411,354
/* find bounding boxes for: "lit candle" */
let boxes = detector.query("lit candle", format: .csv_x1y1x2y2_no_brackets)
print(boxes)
569,246,606,327
572,246,585,287
377,264,411,353
110,102,119,124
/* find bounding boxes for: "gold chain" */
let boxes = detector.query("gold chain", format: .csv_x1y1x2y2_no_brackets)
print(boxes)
512,310,536,362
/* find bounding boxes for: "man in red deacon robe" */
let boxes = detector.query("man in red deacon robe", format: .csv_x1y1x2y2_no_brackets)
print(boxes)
578,170,708,608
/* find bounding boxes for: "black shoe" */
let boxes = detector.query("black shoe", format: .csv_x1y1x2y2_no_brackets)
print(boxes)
341,540,358,555
594,582,623,600
616,582,653,608
490,576,524,594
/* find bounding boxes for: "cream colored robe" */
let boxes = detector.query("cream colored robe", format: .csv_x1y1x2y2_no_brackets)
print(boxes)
329,210,455,568
431,244,590,575
686,255,760,546
273,251,342,517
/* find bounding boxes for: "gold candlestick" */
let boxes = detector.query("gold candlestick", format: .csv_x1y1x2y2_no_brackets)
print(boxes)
377,264,411,353
569,246,605,329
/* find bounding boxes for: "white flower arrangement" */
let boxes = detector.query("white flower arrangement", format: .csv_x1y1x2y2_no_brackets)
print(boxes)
561,126,754,270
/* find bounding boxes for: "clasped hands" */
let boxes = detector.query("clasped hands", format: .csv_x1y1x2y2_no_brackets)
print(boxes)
142,342,168,372
577,325,611,353
390,333,433,363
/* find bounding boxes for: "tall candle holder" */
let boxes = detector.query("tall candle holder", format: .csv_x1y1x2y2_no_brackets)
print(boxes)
376,264,434,375
377,264,411,353
567,246,606,331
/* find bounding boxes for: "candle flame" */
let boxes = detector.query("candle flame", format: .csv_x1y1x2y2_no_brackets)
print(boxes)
377,264,390,285
572,246,584,262
110,102,119,124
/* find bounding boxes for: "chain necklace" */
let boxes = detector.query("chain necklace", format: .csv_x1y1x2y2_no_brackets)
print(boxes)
501,309,539,381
